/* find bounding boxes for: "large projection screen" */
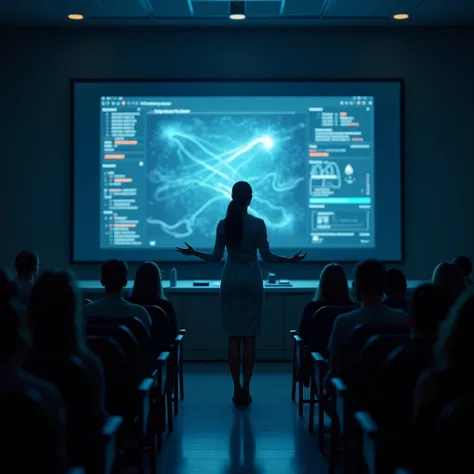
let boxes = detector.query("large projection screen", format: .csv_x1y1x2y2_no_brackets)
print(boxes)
72,80,403,263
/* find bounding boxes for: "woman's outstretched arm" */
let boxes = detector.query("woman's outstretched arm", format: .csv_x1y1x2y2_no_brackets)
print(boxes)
258,220,306,263
176,222,225,263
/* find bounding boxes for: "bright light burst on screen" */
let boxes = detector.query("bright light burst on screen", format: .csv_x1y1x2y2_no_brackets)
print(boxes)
146,116,306,241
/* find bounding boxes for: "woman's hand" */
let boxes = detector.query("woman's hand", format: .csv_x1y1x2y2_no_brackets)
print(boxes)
176,242,197,256
290,250,307,262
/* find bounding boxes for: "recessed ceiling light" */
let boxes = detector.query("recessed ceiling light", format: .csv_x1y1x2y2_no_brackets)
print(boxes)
68,13,84,21
393,13,409,20
230,1,245,20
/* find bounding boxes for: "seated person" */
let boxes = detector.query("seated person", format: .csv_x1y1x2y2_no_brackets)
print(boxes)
383,268,410,312
0,269,68,473
432,261,467,306
409,283,452,344
14,250,39,307
128,261,178,335
27,270,108,428
299,263,354,342
452,255,473,286
84,259,152,329
413,288,474,470
326,259,408,383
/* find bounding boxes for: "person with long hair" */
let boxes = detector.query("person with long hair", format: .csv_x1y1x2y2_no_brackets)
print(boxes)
412,288,474,472
129,261,178,335
0,269,69,474
299,263,354,342
432,262,467,306
176,181,306,405
27,271,107,429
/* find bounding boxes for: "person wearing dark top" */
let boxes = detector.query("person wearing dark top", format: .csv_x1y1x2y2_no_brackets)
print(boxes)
452,255,473,286
432,261,467,306
299,263,354,342
27,271,108,435
14,250,39,307
413,288,474,471
128,261,178,336
0,269,68,473
383,268,409,312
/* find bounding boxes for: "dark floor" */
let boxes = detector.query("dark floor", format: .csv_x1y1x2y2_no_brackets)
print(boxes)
158,362,328,474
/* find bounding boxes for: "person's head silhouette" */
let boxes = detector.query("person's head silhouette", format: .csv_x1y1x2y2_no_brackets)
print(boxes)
225,181,253,248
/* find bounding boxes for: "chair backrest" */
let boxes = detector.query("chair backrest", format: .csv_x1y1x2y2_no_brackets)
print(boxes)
88,316,151,369
309,305,358,356
0,388,67,474
144,305,173,354
351,335,409,403
24,354,94,465
435,397,474,473
87,324,144,379
86,335,134,412
345,323,409,363
382,342,434,426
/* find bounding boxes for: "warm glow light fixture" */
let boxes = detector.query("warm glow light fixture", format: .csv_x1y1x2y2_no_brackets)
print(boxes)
230,1,246,20
68,13,84,20
393,13,409,20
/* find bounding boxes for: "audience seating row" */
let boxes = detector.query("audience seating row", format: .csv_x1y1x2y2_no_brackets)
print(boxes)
83,304,187,473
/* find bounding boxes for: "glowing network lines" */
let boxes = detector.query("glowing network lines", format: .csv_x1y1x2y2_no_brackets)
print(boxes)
147,120,304,240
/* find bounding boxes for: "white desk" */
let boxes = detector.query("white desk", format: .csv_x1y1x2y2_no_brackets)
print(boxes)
79,280,423,361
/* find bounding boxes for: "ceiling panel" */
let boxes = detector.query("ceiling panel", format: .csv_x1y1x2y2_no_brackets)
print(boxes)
147,0,194,17
326,0,381,17
282,0,325,16
0,0,57,21
0,0,474,25
416,0,474,20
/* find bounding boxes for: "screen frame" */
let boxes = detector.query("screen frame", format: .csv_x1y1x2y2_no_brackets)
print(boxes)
70,78,404,264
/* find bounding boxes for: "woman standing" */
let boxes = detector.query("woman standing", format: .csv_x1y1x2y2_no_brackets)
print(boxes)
176,181,306,404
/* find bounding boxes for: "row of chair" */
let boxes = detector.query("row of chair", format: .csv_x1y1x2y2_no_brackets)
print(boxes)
83,304,186,474
290,304,474,474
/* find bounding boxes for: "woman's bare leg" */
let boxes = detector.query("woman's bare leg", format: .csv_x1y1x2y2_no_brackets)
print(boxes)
228,336,242,393
242,336,256,394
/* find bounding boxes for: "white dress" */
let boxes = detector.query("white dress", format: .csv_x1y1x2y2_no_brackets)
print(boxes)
203,214,280,337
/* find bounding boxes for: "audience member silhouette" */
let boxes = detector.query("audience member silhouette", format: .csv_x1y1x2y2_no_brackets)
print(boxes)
176,180,306,405
128,261,178,335
326,259,408,381
83,259,151,329
14,250,39,307
383,268,410,312
432,261,467,306
0,269,68,473
452,255,473,285
299,263,354,343
413,288,474,470
27,271,108,429
409,283,452,342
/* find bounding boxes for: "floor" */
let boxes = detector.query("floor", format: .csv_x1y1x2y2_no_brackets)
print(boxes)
158,362,329,474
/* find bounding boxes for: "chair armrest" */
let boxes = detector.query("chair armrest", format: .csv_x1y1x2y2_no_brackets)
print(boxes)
100,416,123,439
157,351,170,364
137,378,154,432
138,378,154,392
175,334,184,343
332,377,348,394
355,411,377,435
293,334,303,344
179,329,186,336
311,352,327,363
332,378,349,432
67,469,86,474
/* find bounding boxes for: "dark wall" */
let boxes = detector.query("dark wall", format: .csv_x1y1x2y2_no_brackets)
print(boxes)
1,26,473,280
